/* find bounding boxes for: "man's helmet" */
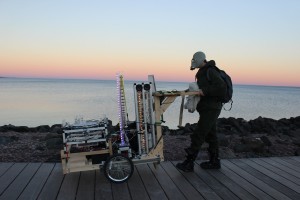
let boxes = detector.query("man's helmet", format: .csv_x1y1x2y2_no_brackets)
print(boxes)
190,51,206,70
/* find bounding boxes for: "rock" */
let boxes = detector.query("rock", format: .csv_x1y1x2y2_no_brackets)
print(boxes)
234,144,251,153
292,139,300,146
50,124,63,133
35,145,45,151
260,136,272,146
218,134,229,147
295,148,300,156
291,116,300,127
46,138,63,149
286,129,300,138
36,125,50,132
219,147,236,159
0,136,15,145
242,137,265,153
249,117,278,135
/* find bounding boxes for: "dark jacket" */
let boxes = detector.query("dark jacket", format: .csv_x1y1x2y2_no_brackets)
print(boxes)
195,60,227,111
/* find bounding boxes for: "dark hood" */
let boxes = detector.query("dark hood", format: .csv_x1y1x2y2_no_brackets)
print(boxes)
202,60,216,70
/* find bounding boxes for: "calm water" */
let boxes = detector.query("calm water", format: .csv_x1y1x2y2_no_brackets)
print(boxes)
1,78,300,129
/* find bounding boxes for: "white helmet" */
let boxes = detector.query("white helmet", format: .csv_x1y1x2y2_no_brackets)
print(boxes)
190,51,206,70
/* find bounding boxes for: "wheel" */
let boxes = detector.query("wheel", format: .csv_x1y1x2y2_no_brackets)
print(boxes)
103,154,134,183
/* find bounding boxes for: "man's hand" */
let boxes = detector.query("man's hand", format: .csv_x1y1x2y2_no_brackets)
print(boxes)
199,89,205,96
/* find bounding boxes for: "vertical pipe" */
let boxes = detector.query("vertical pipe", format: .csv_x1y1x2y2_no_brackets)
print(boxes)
142,83,149,153
133,83,141,155
149,82,156,147
136,84,145,154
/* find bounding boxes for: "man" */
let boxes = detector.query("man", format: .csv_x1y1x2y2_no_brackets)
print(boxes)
176,51,227,172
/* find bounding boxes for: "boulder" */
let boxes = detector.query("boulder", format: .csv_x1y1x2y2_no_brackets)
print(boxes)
260,136,272,146
295,148,300,156
0,136,18,145
242,137,265,153
218,133,230,147
50,124,63,134
36,125,50,133
46,138,63,149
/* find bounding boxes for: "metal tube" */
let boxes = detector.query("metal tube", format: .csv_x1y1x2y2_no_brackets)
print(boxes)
142,83,149,153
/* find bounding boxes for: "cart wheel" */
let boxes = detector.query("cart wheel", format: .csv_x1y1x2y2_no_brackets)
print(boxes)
103,154,134,183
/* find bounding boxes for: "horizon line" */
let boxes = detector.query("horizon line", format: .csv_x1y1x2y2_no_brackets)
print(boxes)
1,76,300,88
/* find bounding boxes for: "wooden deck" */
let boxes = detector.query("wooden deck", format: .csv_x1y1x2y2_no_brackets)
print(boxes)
0,156,300,200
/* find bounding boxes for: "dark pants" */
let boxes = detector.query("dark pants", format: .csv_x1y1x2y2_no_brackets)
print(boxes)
190,109,221,152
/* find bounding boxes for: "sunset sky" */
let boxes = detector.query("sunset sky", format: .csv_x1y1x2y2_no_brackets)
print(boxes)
0,0,300,86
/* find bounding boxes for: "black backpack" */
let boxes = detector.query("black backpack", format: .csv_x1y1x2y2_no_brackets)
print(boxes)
207,66,233,110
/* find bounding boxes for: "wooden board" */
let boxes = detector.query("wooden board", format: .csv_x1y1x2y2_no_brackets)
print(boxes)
231,158,300,200
136,164,168,200
171,161,222,200
38,163,65,200
0,163,41,200
18,163,54,200
222,159,291,200
0,157,299,200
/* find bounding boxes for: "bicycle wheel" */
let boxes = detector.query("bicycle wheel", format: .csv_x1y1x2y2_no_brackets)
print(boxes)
103,154,134,183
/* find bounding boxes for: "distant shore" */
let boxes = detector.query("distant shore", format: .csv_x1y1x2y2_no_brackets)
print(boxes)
0,116,300,162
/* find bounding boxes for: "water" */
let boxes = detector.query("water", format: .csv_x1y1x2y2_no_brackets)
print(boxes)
1,77,300,129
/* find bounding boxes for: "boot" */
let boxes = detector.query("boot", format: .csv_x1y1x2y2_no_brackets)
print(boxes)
176,148,198,172
200,149,221,169
176,158,194,172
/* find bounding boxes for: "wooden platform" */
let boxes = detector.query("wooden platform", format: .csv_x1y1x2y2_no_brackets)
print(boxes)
0,156,300,200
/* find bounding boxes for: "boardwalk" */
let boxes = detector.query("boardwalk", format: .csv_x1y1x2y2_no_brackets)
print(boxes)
0,156,300,200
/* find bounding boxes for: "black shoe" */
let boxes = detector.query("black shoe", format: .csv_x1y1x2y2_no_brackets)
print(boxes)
200,159,221,169
176,160,194,172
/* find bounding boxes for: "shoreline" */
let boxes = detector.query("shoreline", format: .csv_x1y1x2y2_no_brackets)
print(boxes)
1,115,300,130
0,116,299,162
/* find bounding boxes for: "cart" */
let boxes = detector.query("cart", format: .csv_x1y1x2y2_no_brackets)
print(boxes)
60,75,198,183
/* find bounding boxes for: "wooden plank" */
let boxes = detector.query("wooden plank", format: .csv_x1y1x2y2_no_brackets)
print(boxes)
171,161,222,200
136,164,168,200
161,162,204,200
194,161,240,200
111,182,131,200
0,163,27,195
222,159,292,200
204,163,257,200
0,163,41,200
149,163,186,200
127,166,150,200
289,156,300,162
56,171,80,200
262,157,300,179
0,163,13,177
241,159,300,194
76,170,95,200
280,157,300,172
37,163,65,200
95,170,113,200
251,158,300,185
219,161,274,200
231,159,300,200
18,163,55,200
243,159,300,192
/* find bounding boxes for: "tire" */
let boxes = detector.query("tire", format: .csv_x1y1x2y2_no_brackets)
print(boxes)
103,154,134,183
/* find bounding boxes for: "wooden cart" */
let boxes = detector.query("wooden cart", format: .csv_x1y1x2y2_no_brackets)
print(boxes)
61,90,198,183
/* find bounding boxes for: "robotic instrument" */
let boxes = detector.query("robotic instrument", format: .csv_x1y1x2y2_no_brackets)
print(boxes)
61,74,197,183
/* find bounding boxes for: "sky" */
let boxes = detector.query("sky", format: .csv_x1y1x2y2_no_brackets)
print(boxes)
0,0,300,86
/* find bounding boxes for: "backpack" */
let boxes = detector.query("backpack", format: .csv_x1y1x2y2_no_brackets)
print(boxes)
207,66,233,110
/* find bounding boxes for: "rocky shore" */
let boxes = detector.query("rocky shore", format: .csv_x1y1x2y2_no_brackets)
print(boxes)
0,116,300,162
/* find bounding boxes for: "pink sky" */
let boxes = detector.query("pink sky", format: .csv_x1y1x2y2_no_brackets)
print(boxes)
1,1,300,87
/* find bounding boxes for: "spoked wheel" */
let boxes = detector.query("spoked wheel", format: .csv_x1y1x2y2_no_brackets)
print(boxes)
103,154,134,183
